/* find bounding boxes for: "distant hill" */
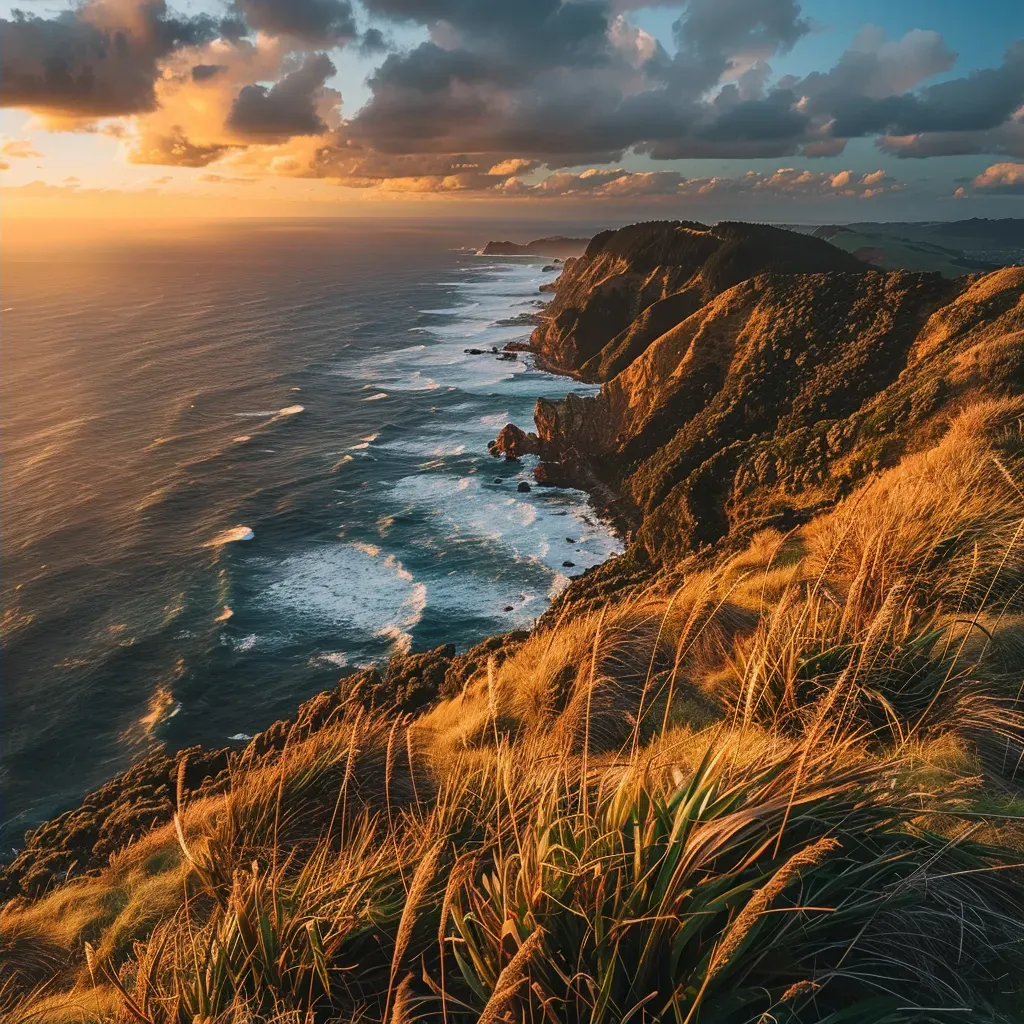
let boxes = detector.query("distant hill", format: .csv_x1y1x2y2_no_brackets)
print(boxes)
791,219,1023,276
481,235,589,257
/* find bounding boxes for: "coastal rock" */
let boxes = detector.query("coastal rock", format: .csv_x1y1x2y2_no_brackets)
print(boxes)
507,226,1024,563
491,422,541,459
440,631,530,699
340,645,457,715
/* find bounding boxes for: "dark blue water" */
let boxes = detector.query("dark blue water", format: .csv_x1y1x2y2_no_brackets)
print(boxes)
0,219,619,843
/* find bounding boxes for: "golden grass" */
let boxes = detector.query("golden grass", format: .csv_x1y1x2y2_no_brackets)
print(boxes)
6,399,1024,1022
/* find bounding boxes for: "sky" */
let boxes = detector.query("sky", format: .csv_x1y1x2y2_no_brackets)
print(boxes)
1,0,1023,220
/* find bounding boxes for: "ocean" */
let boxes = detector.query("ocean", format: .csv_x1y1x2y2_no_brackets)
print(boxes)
0,218,620,845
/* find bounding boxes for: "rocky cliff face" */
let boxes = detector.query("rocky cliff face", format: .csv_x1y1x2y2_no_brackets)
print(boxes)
500,223,1024,562
529,221,867,380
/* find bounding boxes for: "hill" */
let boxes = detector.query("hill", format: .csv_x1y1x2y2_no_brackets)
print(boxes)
480,235,589,257
5,221,1024,1024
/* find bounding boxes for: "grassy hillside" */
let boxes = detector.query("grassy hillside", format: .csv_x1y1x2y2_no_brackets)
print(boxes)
5,224,1024,1024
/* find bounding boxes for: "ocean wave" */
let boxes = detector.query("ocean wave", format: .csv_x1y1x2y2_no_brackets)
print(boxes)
207,525,255,546
363,392,389,401
277,404,305,416
253,542,428,656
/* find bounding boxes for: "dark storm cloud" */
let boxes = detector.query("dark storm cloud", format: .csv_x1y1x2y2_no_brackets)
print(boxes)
233,0,357,44
825,42,1024,139
191,63,228,82
357,27,389,56
660,0,809,94
0,0,221,119
227,53,336,137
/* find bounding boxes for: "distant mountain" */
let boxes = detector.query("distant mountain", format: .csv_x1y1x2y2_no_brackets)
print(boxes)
480,235,590,257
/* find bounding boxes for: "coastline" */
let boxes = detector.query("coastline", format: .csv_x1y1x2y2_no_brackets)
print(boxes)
0,249,626,892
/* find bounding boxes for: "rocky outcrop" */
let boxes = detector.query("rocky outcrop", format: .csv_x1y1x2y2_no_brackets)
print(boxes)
481,236,589,258
529,221,866,381
491,423,541,459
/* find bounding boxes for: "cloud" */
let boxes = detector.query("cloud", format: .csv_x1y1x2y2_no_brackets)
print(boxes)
198,171,256,183
191,63,229,82
232,0,356,44
227,53,336,138
129,125,235,166
973,161,1024,194
0,0,222,122
1,138,43,159
3,0,1023,202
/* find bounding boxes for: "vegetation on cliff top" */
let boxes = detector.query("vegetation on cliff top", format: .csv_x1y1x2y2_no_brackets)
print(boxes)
5,222,1024,1024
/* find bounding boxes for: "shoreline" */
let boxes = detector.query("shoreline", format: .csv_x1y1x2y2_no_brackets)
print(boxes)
0,251,624,883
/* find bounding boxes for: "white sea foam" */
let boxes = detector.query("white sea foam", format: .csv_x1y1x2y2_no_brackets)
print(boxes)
208,525,254,546
278,404,305,416
363,392,389,401
228,733,253,741
349,442,370,450
215,605,234,622
232,435,251,443
254,543,428,655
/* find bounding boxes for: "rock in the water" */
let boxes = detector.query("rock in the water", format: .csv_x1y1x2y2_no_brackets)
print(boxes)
491,423,541,459
563,560,576,567
517,481,532,493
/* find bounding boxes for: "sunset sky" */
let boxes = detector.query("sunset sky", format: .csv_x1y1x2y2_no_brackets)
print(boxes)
2,0,1023,219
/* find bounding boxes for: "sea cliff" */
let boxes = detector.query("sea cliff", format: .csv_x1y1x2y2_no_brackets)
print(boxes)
6,221,1024,1024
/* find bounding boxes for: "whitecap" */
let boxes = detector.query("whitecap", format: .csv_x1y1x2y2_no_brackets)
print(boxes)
228,732,253,741
232,435,251,444
374,623,413,655
278,404,305,416
363,392,388,402
352,541,381,557
215,605,234,622
349,442,370,450
208,525,254,546
319,652,349,668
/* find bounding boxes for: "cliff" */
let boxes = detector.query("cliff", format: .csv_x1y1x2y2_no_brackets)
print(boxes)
480,235,589,257
528,221,866,380
7,221,1024,1024
495,222,1024,565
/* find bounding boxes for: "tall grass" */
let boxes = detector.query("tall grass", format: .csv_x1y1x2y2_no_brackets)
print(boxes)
5,400,1024,1023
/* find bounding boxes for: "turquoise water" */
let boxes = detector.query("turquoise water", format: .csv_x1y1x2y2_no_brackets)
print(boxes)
0,219,620,842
